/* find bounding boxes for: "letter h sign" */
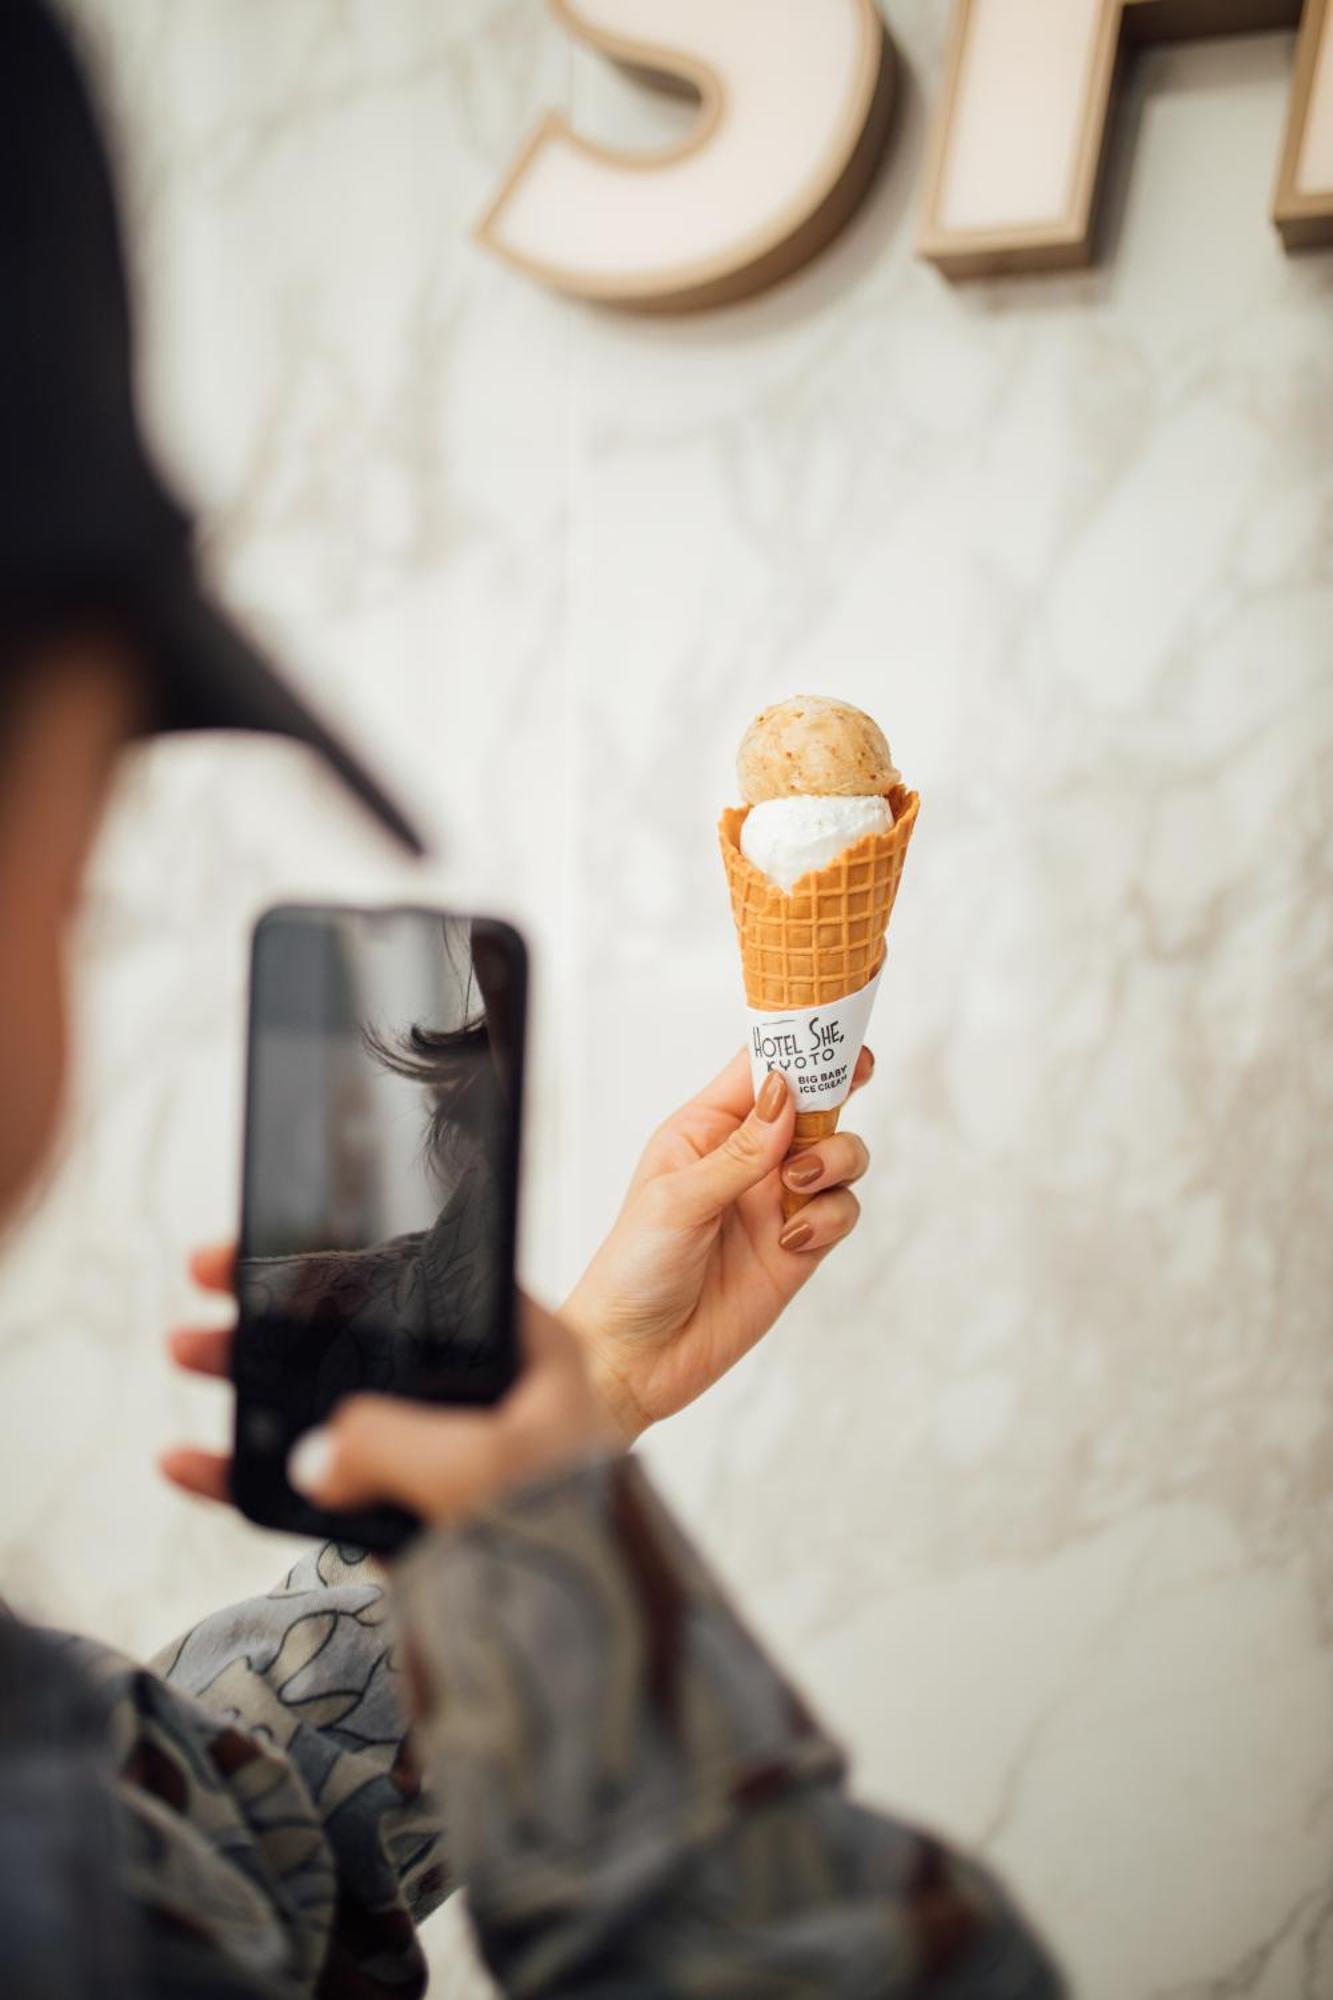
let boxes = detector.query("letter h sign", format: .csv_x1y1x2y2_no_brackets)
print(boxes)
919,0,1333,274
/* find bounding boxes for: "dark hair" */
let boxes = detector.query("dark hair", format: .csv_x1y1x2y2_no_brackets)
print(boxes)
362,1016,494,1184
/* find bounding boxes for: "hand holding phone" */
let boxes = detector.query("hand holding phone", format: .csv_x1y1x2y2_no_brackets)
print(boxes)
165,1266,612,1533
227,905,527,1551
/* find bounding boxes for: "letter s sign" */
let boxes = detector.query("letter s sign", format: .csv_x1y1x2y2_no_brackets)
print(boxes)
475,0,894,311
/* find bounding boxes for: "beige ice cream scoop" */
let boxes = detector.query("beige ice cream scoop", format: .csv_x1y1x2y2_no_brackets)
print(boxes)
737,695,900,804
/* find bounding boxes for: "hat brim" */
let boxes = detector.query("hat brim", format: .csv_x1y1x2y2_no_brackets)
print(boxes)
143,574,425,856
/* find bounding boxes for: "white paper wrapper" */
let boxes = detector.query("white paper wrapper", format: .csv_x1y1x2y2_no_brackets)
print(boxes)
746,968,882,1114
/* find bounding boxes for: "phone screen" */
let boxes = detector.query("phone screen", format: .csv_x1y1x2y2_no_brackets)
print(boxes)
232,906,524,1548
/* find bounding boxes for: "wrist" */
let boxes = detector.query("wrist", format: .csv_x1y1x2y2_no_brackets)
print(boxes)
560,1288,650,1446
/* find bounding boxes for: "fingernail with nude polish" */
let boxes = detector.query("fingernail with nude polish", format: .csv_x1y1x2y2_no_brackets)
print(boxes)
288,1428,334,1499
757,1070,789,1123
782,1155,823,1190
778,1220,814,1252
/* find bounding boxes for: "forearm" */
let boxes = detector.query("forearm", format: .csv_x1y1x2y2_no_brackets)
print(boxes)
395,1456,1064,1997
153,1542,449,1933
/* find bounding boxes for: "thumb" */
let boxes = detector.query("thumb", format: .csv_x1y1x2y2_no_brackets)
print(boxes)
287,1396,506,1524
670,1067,795,1225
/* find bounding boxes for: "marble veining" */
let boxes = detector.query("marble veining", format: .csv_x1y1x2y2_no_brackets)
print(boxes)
1,6,1330,1994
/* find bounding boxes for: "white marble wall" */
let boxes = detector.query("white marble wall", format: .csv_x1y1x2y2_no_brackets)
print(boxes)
2,5,1331,1994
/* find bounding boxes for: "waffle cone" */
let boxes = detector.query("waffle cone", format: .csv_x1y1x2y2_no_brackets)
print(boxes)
719,785,919,1216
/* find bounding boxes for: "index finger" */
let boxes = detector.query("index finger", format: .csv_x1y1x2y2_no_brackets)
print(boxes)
189,1243,237,1294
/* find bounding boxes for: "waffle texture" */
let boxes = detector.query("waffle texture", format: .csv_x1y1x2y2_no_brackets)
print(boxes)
720,786,919,1215
719,786,919,1010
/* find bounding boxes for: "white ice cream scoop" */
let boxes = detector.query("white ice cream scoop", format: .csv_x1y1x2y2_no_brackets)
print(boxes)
740,793,893,894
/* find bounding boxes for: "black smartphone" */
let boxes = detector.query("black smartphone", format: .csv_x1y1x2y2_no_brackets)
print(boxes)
231,904,526,1551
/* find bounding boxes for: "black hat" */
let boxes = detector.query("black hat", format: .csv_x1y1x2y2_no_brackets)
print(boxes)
0,0,424,854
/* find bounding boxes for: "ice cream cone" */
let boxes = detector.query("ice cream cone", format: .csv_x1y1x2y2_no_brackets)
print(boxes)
720,784,919,1218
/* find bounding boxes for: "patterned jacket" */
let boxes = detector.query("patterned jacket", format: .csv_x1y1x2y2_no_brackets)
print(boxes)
0,1455,1064,1998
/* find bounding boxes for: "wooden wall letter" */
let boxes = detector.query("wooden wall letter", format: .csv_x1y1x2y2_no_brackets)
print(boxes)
918,0,1333,276
1276,0,1333,244
476,0,895,311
